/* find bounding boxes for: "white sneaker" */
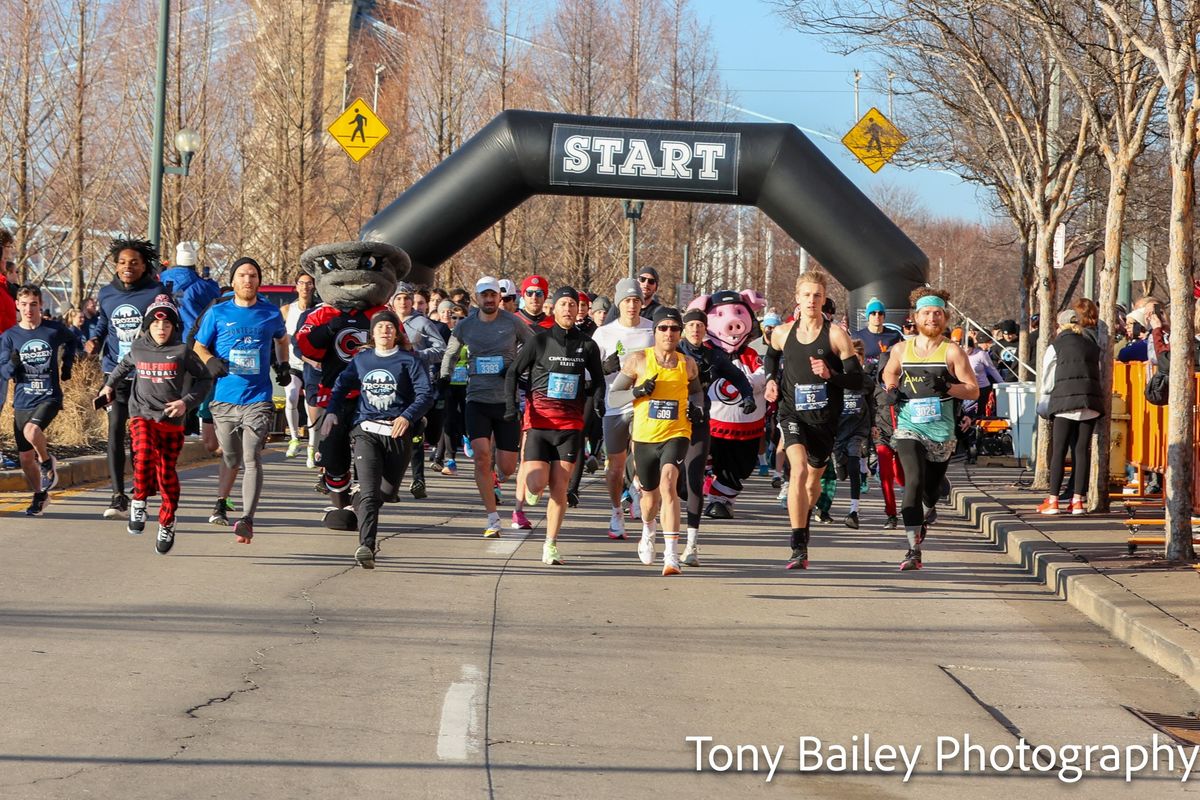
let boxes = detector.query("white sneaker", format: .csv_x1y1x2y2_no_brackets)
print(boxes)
128,499,148,535
662,553,682,576
306,446,316,470
637,535,655,565
607,510,626,540
628,484,642,520
681,545,700,567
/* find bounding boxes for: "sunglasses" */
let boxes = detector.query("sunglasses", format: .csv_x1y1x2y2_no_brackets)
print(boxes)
525,289,545,297
638,276,658,284
656,324,682,333
869,310,885,316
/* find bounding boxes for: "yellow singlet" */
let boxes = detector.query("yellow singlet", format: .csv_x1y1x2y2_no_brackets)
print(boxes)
632,347,692,444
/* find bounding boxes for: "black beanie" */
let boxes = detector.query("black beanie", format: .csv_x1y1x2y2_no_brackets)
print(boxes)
371,309,401,332
682,308,707,326
652,305,683,326
230,256,262,283
551,286,579,305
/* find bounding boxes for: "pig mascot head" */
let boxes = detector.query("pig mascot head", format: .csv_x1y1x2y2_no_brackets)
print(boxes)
686,289,766,354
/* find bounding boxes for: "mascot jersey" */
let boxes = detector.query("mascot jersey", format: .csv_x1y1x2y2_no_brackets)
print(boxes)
295,303,387,406
706,350,767,440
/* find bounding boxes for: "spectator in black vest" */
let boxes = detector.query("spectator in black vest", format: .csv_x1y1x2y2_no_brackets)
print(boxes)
1037,307,1103,516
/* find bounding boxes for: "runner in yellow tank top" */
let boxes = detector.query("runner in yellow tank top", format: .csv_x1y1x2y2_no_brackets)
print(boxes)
611,307,703,576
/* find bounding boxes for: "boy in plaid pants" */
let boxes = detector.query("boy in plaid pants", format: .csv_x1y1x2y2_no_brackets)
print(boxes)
99,296,211,553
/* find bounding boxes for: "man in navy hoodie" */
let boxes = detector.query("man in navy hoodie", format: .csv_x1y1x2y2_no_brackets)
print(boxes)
86,237,166,519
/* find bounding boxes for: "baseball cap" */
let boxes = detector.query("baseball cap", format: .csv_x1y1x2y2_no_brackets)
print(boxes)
762,313,782,328
498,278,517,298
475,275,501,295
520,275,548,294
1057,308,1079,327
865,297,886,315
615,278,641,302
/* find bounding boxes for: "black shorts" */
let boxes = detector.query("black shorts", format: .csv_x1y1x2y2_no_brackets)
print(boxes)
523,428,583,464
15,401,61,452
465,401,521,453
632,437,689,493
780,413,836,468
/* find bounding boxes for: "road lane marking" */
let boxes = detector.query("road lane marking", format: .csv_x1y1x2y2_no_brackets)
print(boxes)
437,665,484,760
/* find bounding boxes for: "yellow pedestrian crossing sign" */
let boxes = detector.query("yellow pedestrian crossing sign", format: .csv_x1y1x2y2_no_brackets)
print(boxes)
329,98,389,162
842,107,907,173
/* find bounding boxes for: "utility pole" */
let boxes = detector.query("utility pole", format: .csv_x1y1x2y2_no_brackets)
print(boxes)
853,70,862,120
146,0,171,249
373,64,384,110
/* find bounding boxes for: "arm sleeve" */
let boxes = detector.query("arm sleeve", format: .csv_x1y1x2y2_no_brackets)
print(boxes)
91,299,110,348
688,374,704,407
440,331,463,379
514,318,533,348
763,346,782,381
404,356,435,422
181,352,213,407
1040,346,1057,396
58,325,77,378
610,371,634,391
829,357,865,389
712,350,754,399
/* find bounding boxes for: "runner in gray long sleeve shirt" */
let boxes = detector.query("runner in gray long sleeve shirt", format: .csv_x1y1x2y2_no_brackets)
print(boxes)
440,307,532,404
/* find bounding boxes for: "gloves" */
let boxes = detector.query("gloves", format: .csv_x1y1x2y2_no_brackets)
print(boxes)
687,403,706,424
273,362,291,387
602,352,621,375
739,396,757,415
503,403,518,423
631,376,656,398
206,357,229,380
437,375,451,393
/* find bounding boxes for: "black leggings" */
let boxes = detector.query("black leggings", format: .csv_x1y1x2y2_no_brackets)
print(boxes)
410,406,443,482
107,381,133,495
352,429,413,549
683,428,711,529
894,438,951,529
568,395,600,495
1049,416,1097,498
435,385,466,462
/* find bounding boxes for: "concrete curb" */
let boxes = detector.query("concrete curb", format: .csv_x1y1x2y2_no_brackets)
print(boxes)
950,483,1200,697
0,440,217,493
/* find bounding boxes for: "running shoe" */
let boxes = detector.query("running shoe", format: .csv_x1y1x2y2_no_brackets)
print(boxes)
511,509,532,530
355,544,375,569
483,522,502,538
758,463,769,477
681,545,700,567
306,446,316,469
860,476,870,495
1070,498,1085,515
233,518,254,544
463,437,474,459
584,455,599,474
705,500,733,520
542,541,564,566
844,511,859,529
900,548,923,571
410,479,427,500
816,508,833,524
637,535,655,566
25,491,48,517
103,493,129,520
566,490,579,508
430,460,444,474
442,459,457,476
627,484,642,520
525,489,541,507
209,498,230,526
155,522,176,554
1036,497,1059,515
128,499,148,535
493,472,503,504
785,548,808,570
225,498,237,511
771,474,783,489
286,438,302,458
39,456,58,493
313,475,329,494
662,552,682,576
885,515,899,529
924,506,938,526
939,476,952,500
608,510,626,540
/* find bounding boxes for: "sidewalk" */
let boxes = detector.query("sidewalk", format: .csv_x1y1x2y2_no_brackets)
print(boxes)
952,462,1200,695
0,439,216,493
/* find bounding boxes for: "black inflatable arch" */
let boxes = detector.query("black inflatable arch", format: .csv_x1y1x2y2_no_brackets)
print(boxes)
361,110,927,313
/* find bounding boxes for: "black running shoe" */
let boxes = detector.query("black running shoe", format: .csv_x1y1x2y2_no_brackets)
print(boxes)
313,474,330,495
567,490,579,508
817,509,833,524
156,522,176,554
900,548,923,571
209,498,229,526
103,493,129,520
409,479,427,500
584,455,599,474
885,515,899,529
939,476,952,500
844,511,859,529
785,548,809,570
25,491,48,517
924,506,938,527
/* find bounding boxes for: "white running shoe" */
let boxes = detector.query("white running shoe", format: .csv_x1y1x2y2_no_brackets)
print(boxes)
681,545,700,567
637,535,655,566
128,499,148,535
662,553,682,576
608,510,626,540
628,484,642,520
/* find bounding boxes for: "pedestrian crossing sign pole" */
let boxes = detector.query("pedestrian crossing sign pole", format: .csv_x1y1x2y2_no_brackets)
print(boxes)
842,107,907,173
328,98,390,162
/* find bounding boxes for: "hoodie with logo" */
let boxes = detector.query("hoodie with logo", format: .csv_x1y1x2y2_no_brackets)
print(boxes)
92,271,167,374
0,320,76,409
105,301,211,425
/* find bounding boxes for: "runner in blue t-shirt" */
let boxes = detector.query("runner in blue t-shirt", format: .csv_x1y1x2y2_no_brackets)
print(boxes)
193,257,288,544
0,286,76,516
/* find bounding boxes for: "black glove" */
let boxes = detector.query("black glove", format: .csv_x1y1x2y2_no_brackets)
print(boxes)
687,403,706,424
739,396,757,415
273,362,291,387
61,368,72,382
631,376,656,398
503,403,518,423
602,352,621,375
437,375,451,393
206,357,229,380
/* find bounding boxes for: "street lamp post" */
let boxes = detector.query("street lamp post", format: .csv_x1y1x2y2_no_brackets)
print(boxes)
147,0,200,250
623,199,645,279
342,62,354,111
373,64,385,110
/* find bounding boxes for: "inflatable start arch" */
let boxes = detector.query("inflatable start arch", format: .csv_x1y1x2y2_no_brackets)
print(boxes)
361,110,928,314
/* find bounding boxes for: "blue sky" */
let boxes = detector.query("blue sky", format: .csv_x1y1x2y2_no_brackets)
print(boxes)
692,0,993,223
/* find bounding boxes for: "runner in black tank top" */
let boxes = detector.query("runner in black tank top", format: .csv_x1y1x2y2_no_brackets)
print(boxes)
763,273,863,571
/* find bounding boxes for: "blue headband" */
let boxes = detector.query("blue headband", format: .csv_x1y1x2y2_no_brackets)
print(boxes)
915,295,946,310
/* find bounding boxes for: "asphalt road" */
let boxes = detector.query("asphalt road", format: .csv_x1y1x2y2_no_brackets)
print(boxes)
1,448,1198,799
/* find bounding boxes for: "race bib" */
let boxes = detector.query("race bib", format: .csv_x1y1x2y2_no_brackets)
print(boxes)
547,372,579,400
793,383,828,412
27,378,49,396
647,399,679,420
451,364,468,385
909,396,942,423
229,343,261,376
842,392,863,415
475,355,504,375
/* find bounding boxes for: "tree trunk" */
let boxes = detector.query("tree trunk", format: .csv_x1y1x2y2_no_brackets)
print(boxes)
1164,145,1196,560
1031,222,1056,491
1090,168,1129,513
